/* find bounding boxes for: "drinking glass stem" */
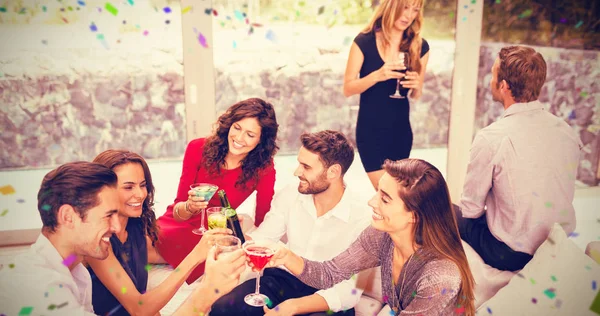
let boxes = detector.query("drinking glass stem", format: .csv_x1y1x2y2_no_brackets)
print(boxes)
396,79,401,92
200,208,206,230
255,272,261,295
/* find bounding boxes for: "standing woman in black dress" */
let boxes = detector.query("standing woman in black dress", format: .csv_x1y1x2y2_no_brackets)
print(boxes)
344,0,430,190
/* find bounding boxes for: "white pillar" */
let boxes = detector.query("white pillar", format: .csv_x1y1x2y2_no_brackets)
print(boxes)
181,0,216,142
446,0,485,202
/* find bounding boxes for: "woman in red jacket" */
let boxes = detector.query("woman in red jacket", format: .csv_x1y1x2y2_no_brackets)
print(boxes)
156,97,279,284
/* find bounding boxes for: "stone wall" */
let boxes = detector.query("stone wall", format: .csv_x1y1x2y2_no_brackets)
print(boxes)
1,22,597,188
476,43,600,186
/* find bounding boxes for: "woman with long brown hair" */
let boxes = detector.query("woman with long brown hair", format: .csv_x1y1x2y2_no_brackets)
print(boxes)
156,97,279,284
88,150,231,315
344,0,430,190
265,159,475,315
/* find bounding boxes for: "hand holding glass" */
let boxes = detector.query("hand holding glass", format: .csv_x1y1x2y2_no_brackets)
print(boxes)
190,183,219,235
243,239,277,307
390,52,409,99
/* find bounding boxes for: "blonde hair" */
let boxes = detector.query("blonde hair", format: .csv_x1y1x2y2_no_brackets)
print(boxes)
362,0,425,73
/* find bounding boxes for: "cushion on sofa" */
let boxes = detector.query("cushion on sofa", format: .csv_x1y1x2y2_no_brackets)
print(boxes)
462,240,516,308
476,223,600,315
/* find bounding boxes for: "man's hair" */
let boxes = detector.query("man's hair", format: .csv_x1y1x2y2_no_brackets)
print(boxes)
300,130,355,175
38,161,117,232
497,46,547,103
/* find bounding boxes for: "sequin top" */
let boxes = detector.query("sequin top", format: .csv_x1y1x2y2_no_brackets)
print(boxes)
297,226,463,315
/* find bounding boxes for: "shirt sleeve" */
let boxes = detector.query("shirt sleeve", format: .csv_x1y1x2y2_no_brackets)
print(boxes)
247,182,290,242
254,162,276,226
420,38,430,58
297,226,382,290
399,261,462,315
166,138,204,215
460,132,494,219
313,209,372,312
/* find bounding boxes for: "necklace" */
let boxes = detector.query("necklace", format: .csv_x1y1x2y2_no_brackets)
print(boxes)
399,252,415,298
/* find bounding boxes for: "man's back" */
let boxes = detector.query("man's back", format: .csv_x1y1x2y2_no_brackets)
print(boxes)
462,100,582,255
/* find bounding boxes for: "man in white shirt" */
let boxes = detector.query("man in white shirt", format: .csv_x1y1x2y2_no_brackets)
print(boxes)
458,46,582,271
211,130,371,316
0,162,246,316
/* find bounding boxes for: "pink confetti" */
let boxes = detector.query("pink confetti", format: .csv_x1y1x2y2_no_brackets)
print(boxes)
198,32,208,47
62,254,77,266
455,306,465,314
143,30,149,36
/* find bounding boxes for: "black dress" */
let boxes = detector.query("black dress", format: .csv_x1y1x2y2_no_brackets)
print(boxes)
353,31,429,172
89,218,148,316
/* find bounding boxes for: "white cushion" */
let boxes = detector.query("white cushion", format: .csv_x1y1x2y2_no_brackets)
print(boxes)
462,240,516,308
477,223,600,315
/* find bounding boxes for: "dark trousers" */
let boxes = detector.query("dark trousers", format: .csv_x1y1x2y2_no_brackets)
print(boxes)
210,268,355,316
453,204,533,271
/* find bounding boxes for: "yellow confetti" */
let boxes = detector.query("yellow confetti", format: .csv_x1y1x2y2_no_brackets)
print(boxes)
121,286,127,294
0,185,16,195
182,6,192,14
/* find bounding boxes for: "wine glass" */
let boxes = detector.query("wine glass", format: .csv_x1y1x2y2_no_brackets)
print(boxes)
206,207,228,230
390,52,409,99
243,239,277,307
190,183,219,235
214,235,241,258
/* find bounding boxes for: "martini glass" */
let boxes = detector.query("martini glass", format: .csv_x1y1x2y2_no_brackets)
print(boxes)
190,183,218,235
243,239,277,307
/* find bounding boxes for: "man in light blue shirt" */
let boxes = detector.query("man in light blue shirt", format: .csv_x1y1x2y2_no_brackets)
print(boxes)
458,46,582,271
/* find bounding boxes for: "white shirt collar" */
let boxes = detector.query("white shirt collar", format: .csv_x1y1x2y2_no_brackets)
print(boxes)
300,183,352,223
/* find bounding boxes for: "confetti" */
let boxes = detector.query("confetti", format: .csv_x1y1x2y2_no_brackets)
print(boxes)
78,1,86,5
0,209,8,217
138,300,143,305
519,9,532,18
145,264,152,271
234,10,244,21
455,306,465,314
532,298,537,304
121,286,127,294
105,2,118,16
593,281,597,290
18,307,33,316
90,23,98,32
175,268,180,272
575,21,584,28
351,288,357,295
568,232,579,238
265,29,277,42
16,198,25,203
318,5,325,15
486,307,492,314
163,7,171,13
581,91,589,97
198,32,208,48
0,185,16,195
47,304,56,310
204,8,212,15
182,6,192,14
213,9,218,16
551,275,557,282
107,304,122,315
143,30,149,36
530,278,536,285
127,0,134,5
545,202,553,208
62,254,77,267
0,7,6,12
590,290,600,314
555,299,563,309
543,288,556,299
560,18,567,23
